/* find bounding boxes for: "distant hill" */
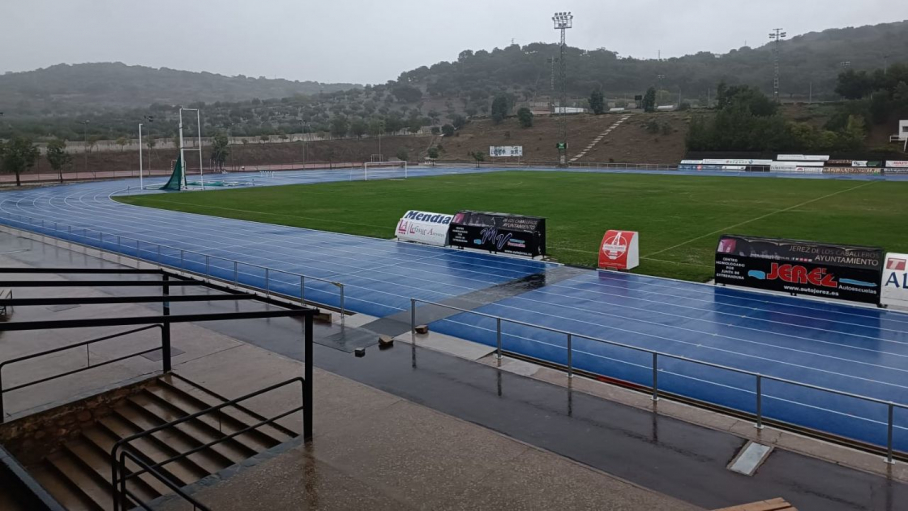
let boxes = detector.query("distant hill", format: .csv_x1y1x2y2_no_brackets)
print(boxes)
403,20,908,105
0,62,359,114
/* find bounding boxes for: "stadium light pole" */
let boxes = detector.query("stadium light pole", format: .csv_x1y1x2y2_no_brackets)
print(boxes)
552,11,573,167
768,28,786,101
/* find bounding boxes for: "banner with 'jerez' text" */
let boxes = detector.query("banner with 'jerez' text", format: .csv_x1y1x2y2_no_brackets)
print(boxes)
715,234,883,304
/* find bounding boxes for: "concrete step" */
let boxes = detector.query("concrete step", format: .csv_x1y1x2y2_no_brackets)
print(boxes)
32,461,103,511
128,390,254,466
102,407,209,485
25,376,297,510
159,376,296,446
80,422,172,498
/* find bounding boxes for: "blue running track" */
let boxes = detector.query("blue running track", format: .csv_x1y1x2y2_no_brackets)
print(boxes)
2,165,907,452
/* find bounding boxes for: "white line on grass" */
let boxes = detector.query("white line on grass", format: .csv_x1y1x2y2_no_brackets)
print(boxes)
643,181,877,259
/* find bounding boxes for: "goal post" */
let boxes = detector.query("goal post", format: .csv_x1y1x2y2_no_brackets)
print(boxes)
363,161,408,181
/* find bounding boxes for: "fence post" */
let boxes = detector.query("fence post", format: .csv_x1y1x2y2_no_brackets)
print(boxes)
755,375,764,430
339,284,345,328
887,403,894,464
157,244,161,264
300,275,305,304
180,250,184,270
205,255,210,278
234,261,238,284
162,274,172,373
566,333,573,378
410,298,416,344
265,268,270,296
652,353,659,401
496,318,502,360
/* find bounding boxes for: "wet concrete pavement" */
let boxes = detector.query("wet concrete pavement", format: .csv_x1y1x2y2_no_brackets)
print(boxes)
2,231,907,510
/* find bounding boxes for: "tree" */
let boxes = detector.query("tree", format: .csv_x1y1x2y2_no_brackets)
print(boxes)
491,94,511,124
451,115,467,129
86,135,101,154
350,118,368,138
427,147,439,159
441,124,455,137
146,136,157,150
835,69,873,100
329,116,349,138
210,132,230,171
45,138,73,183
517,107,534,128
391,84,423,103
470,151,485,164
396,148,409,161
642,87,656,112
116,136,128,151
589,90,605,115
1,137,40,186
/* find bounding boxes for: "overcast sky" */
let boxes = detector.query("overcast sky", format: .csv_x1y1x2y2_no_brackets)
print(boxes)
2,0,907,84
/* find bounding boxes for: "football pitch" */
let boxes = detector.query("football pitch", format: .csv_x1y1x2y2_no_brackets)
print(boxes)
117,171,908,282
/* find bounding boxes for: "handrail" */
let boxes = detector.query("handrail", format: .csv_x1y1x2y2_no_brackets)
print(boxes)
0,324,164,420
410,298,907,463
0,211,346,319
117,450,210,511
110,376,306,511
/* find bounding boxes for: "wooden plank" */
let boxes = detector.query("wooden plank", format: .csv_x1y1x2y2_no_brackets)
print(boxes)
713,497,796,511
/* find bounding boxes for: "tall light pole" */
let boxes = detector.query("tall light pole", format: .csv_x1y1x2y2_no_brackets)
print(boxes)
138,115,153,190
552,11,573,166
769,28,786,101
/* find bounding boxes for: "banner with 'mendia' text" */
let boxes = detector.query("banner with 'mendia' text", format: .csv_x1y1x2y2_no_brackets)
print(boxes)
715,235,883,304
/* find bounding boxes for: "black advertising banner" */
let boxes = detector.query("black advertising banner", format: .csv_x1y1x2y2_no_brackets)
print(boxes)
448,211,546,257
715,234,883,304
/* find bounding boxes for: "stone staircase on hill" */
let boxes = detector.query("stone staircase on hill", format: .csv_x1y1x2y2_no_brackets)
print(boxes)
569,114,632,162
26,376,297,511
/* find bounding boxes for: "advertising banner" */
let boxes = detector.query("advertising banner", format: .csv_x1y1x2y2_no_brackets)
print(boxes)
887,161,908,168
823,167,880,175
778,154,830,162
448,211,546,257
715,234,883,304
489,146,524,158
702,159,773,166
395,210,453,247
598,231,639,270
881,253,908,308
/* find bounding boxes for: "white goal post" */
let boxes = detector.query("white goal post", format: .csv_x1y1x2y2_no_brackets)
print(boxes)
362,161,408,181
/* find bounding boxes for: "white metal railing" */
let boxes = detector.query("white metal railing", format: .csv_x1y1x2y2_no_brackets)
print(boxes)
410,298,907,464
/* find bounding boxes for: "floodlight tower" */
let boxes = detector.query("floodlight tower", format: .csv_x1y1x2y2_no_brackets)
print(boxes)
553,11,573,166
769,28,786,101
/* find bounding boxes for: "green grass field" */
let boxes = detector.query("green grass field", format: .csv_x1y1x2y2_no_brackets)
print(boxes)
117,172,908,282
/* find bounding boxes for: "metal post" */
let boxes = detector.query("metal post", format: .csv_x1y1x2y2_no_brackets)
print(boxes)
887,403,894,464
265,268,270,296
162,275,171,372
756,375,764,430
180,250,184,269
234,261,238,284
410,298,416,344
496,317,502,359
139,123,144,190
157,244,161,264
0,371,5,421
652,353,659,401
197,109,204,190
205,255,210,278
303,314,313,441
566,333,573,378
339,284,345,328
300,275,305,304
117,236,121,252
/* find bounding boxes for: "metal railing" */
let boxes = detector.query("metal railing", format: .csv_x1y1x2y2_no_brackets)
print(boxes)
410,298,908,464
0,211,346,321
0,288,11,316
110,377,307,511
0,325,164,420
117,450,209,511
